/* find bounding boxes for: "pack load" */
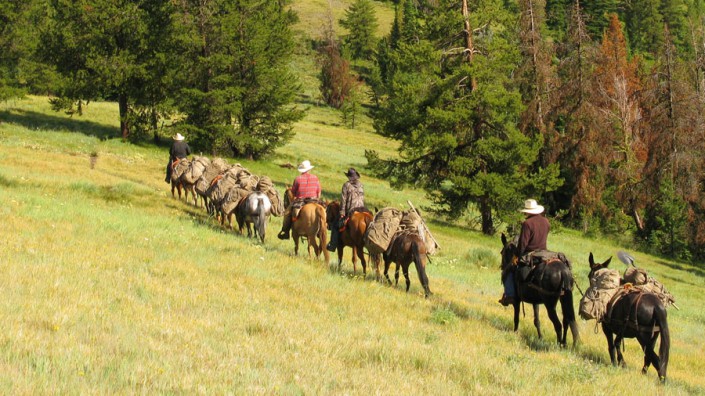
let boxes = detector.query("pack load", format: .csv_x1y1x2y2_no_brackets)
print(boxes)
182,156,211,184
399,208,438,255
579,268,621,321
623,267,676,308
221,168,258,215
208,165,247,210
524,250,572,269
256,176,284,216
172,157,190,180
364,202,439,256
364,208,403,255
195,157,230,196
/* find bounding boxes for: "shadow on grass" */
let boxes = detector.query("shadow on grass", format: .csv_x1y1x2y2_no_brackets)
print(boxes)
0,109,118,140
656,259,705,279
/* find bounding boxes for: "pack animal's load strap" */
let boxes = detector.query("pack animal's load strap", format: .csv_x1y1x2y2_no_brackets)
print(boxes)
624,267,676,308
579,268,621,321
256,176,284,216
364,207,403,255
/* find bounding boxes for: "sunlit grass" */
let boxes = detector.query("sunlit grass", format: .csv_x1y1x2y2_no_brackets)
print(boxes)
1,93,704,393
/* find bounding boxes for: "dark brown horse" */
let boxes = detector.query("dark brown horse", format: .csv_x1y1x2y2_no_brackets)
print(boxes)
588,253,670,382
500,234,579,346
382,232,432,298
325,201,373,275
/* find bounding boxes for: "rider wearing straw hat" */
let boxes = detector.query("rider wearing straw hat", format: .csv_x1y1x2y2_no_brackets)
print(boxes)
499,199,551,306
165,133,191,183
277,160,321,240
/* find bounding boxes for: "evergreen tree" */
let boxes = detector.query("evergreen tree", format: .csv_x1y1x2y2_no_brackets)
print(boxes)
39,0,176,139
625,0,664,55
582,0,618,38
0,1,27,100
319,17,358,109
175,0,303,158
368,0,561,234
340,0,379,60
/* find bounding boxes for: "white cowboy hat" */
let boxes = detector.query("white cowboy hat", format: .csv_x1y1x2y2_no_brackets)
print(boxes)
173,133,185,141
520,199,544,215
297,160,314,173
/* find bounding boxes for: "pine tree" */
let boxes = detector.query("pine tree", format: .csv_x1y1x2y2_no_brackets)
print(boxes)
625,0,664,56
368,0,561,234
39,0,176,140
582,0,618,38
174,0,303,158
0,1,27,100
340,0,378,60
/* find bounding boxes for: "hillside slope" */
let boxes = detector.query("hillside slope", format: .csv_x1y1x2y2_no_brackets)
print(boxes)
1,96,704,393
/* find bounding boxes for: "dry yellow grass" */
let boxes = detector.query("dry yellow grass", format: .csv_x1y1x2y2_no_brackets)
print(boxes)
1,96,704,394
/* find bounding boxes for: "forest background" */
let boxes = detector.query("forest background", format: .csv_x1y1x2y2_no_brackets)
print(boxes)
2,0,705,263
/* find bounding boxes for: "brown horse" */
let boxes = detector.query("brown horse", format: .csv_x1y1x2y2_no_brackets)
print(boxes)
382,232,432,298
291,202,330,264
325,201,373,275
588,253,670,382
170,158,191,202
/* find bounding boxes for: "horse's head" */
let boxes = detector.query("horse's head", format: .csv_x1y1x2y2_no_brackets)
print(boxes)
587,252,612,279
325,201,340,226
500,233,519,269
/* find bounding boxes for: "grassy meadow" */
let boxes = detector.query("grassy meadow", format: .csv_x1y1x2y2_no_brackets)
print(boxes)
2,95,705,394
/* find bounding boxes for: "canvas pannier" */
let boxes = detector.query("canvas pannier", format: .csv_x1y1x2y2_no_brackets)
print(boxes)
196,158,230,196
625,267,676,307
364,208,403,255
182,156,210,184
579,268,621,321
256,176,284,216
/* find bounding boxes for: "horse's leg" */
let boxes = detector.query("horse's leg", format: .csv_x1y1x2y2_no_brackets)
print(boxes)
545,300,564,345
350,246,357,275
640,333,661,375
337,246,344,273
603,323,617,365
394,261,401,287
533,304,543,339
513,301,521,332
614,335,626,367
402,262,411,292
383,257,392,285
294,236,300,256
357,246,367,278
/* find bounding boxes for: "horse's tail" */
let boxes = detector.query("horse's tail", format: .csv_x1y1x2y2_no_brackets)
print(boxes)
318,205,330,264
655,302,670,381
256,196,266,242
412,239,431,298
559,263,579,345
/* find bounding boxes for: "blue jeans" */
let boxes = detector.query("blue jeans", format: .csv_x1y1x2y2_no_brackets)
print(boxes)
503,272,516,297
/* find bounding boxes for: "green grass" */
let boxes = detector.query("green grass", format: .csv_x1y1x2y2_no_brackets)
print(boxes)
2,95,705,394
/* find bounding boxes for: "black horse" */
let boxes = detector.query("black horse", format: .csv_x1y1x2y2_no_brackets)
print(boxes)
500,234,579,346
588,253,670,382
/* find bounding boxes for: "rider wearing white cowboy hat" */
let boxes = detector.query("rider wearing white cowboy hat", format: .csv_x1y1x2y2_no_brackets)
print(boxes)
499,199,551,306
277,160,322,240
165,133,191,183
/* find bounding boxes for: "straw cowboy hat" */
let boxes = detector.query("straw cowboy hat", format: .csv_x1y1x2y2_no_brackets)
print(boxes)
297,160,314,173
344,168,360,179
520,199,544,215
173,133,185,141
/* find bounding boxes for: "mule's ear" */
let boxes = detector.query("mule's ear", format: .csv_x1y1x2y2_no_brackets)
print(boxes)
501,233,508,247
589,252,595,267
603,256,612,267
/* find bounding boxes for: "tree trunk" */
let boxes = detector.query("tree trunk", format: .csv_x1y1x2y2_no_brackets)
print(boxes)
119,93,129,140
479,196,494,235
462,0,477,91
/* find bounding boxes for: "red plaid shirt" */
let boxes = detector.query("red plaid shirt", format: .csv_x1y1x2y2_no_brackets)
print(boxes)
292,172,321,199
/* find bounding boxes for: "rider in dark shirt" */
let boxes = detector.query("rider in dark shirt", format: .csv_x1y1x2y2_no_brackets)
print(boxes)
499,199,550,306
165,133,191,183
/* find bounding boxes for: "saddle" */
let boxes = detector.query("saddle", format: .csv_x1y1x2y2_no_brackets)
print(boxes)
291,198,319,222
516,250,571,296
338,207,372,232
605,285,658,335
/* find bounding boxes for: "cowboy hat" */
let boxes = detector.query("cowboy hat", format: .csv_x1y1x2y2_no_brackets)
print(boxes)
297,160,314,173
520,199,544,215
344,168,360,179
173,133,185,141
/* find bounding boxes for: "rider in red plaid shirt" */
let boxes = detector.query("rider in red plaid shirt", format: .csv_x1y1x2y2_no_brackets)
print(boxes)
278,160,321,239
